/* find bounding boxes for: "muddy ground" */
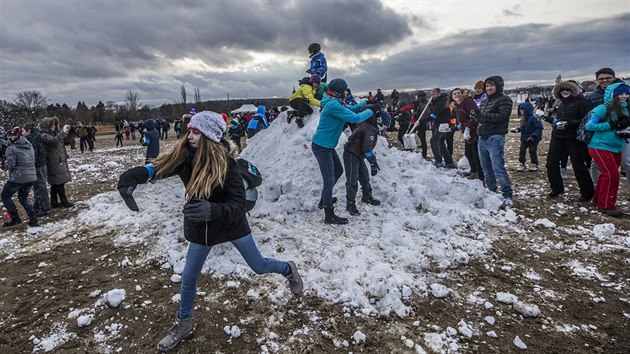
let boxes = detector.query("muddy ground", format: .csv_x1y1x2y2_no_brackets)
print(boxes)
0,119,628,353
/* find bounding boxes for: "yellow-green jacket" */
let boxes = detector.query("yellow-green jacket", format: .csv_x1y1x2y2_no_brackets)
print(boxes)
290,84,320,107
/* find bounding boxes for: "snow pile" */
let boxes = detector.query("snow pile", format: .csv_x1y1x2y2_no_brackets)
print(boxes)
28,110,509,318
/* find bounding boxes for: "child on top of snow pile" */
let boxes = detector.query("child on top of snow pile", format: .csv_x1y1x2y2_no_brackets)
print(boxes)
342,110,382,216
289,74,321,128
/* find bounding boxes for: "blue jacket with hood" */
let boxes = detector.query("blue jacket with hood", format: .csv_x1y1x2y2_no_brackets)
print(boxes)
312,93,373,149
246,106,269,136
585,82,629,153
141,119,160,158
518,102,544,143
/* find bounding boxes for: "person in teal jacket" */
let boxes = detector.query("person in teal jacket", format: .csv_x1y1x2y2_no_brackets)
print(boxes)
311,78,380,225
585,82,630,216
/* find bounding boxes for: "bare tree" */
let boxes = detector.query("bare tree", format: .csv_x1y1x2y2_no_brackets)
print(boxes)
14,90,47,112
194,87,201,103
181,84,187,106
125,90,140,121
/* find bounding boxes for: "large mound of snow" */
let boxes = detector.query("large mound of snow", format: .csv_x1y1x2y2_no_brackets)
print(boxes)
27,109,507,317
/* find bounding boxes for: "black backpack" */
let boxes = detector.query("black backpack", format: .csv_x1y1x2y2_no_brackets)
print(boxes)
236,158,262,211
576,104,611,144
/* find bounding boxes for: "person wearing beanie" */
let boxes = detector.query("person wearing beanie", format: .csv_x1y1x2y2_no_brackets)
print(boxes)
289,75,321,127
476,76,514,208
585,82,630,217
473,80,487,108
545,80,594,201
141,118,160,164
117,111,303,351
246,105,269,138
2,127,38,227
39,117,74,209
311,78,377,225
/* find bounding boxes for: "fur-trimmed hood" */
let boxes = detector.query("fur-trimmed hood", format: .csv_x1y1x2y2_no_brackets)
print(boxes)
552,81,580,99
38,117,59,133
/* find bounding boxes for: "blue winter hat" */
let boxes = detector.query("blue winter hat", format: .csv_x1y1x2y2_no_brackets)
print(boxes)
613,84,630,96
328,78,348,95
189,108,197,115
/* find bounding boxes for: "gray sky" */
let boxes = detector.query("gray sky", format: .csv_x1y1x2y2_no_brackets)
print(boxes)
1,0,628,107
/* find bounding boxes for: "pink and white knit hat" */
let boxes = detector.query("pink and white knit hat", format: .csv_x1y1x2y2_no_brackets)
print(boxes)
187,111,226,143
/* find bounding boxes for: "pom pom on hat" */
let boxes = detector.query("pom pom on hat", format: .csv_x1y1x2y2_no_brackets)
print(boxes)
474,80,485,90
613,84,630,96
187,111,226,143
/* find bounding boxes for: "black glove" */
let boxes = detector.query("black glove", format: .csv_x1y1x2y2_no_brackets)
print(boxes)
118,186,139,212
370,162,380,176
117,166,149,212
183,199,213,223
616,118,630,129
609,120,623,130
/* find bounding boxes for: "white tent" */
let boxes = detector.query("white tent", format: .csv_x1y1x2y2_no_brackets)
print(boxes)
231,104,258,114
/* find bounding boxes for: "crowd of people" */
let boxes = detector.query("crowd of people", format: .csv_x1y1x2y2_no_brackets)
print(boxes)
1,39,628,351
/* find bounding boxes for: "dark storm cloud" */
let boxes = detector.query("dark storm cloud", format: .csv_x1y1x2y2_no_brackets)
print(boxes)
0,0,628,106
343,13,630,94
0,0,412,105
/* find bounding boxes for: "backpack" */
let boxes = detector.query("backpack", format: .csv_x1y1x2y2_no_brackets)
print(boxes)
576,104,611,144
236,158,262,211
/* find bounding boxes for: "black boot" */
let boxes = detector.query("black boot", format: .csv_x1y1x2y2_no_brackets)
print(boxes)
324,206,348,225
59,184,74,208
51,185,61,208
27,211,38,227
2,213,22,228
318,197,337,210
361,193,381,206
346,202,360,216
295,117,304,128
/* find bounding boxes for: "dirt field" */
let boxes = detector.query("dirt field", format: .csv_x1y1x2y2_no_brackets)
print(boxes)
0,118,628,353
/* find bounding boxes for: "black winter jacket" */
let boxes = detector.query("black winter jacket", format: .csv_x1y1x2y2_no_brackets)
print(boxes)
118,141,251,246
422,93,450,129
344,118,379,164
550,95,592,140
477,76,513,136
26,130,47,167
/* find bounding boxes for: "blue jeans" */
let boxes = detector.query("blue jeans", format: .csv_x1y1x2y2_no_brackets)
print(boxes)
178,234,289,319
312,142,343,208
343,150,371,202
478,135,513,199
1,181,34,217
430,130,453,165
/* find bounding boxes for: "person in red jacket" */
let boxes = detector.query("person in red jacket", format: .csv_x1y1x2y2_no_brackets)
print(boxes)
456,89,484,180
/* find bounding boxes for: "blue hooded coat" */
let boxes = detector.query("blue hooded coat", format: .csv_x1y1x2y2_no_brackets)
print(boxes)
312,94,373,148
585,82,629,153
246,106,269,138
518,102,544,143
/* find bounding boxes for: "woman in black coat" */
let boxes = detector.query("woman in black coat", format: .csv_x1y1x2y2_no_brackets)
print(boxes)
117,111,303,351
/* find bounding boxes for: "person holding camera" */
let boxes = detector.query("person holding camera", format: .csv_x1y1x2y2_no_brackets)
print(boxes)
117,111,303,352
39,117,74,208
585,82,630,216
545,81,594,201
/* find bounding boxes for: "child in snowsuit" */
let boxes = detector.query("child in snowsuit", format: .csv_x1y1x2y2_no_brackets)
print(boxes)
246,106,269,138
306,42,327,82
141,119,160,164
343,113,381,216
289,74,321,128
117,111,303,351
514,102,544,171
228,118,244,152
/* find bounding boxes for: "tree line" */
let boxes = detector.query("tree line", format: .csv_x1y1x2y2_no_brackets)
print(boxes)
1,89,289,129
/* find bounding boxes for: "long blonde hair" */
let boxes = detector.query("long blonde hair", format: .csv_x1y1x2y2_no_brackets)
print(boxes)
153,134,229,201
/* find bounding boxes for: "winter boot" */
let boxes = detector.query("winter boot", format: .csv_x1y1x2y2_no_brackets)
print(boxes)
59,185,74,208
467,172,479,180
361,194,381,206
157,316,193,352
295,117,304,128
517,163,526,172
284,261,303,296
528,164,539,172
324,206,348,225
318,197,337,209
50,189,60,209
2,213,21,228
346,202,360,216
27,211,38,227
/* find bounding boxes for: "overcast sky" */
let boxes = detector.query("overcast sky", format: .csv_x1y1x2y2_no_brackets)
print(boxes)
1,0,628,107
